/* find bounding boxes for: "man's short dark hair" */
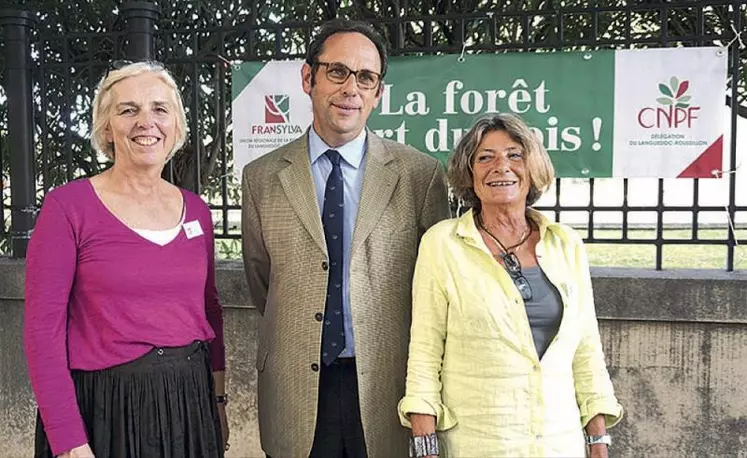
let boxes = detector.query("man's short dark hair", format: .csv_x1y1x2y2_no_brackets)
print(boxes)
305,19,389,85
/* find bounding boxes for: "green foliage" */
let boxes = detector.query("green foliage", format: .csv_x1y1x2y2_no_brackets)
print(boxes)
1,85,8,254
216,239,242,260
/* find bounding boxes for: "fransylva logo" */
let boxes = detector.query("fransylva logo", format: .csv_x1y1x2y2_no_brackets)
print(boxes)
264,94,290,123
252,93,303,135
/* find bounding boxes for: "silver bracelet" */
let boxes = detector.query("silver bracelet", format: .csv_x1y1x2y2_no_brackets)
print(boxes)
409,432,439,457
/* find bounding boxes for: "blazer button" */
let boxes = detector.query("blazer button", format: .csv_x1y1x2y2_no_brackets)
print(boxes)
322,261,328,271
314,312,323,322
311,363,319,372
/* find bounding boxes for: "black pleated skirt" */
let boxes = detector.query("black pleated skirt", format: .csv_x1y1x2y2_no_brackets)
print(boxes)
34,340,224,458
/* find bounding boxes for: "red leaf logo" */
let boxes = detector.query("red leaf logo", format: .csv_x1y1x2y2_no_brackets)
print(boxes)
676,81,689,98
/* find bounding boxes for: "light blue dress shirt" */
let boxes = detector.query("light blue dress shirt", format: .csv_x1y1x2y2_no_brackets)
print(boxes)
309,127,367,358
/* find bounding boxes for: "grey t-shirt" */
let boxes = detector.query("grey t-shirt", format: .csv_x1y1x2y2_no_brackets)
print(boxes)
521,266,564,359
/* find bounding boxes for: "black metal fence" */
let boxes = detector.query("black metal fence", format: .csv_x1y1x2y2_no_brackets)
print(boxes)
0,1,745,269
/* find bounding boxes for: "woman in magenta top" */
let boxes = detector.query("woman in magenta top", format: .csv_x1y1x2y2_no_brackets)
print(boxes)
24,61,229,458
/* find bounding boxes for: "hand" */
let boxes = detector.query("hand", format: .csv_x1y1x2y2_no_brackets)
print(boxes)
409,413,436,436
57,443,95,458
217,403,230,452
409,414,437,458
589,444,609,458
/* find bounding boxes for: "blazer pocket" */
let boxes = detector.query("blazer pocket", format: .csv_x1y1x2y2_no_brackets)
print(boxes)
255,349,269,372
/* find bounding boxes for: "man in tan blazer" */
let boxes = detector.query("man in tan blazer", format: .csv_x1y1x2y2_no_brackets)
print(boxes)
242,19,450,458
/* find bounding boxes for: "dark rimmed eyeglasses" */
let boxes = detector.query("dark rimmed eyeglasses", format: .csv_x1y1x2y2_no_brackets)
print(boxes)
315,61,382,90
501,252,533,301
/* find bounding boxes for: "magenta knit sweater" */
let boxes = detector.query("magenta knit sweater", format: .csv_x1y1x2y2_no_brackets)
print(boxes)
24,178,226,455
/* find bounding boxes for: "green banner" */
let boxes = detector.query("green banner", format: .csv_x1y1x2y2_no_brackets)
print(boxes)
232,48,726,178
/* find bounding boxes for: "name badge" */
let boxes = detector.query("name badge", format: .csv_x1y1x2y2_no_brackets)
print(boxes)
183,220,204,239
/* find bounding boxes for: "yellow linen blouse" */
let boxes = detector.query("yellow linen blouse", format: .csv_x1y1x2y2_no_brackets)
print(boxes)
398,209,623,457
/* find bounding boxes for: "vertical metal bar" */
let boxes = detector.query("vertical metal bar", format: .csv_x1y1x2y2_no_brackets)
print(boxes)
120,1,160,60
692,0,704,244
88,35,99,175
692,178,699,240
554,178,561,223
159,23,169,62
163,146,175,182
624,5,631,45
40,40,50,193
249,2,257,60
725,7,741,271
459,16,466,55
0,10,37,258
218,32,229,236
394,0,405,53
191,41,201,194
656,179,664,270
588,178,595,241
554,6,564,228
656,4,669,270
660,4,669,45
591,3,599,42
683,3,712,258
116,28,125,61
160,29,175,183
488,9,497,46
0,110,5,244
64,38,73,181
423,3,432,48
621,179,629,240
274,25,282,58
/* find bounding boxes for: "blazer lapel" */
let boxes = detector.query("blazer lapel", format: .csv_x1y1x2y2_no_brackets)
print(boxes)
351,133,400,258
278,135,327,253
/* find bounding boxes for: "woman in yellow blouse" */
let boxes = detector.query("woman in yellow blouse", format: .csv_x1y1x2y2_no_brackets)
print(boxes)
398,113,623,458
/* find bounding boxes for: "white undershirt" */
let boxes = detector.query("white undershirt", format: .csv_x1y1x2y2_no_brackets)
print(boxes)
132,209,186,246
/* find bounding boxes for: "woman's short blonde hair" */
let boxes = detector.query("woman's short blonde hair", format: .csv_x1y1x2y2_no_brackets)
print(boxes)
447,113,555,208
91,61,188,160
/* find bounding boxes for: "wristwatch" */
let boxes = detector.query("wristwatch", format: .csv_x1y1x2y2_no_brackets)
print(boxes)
586,435,611,446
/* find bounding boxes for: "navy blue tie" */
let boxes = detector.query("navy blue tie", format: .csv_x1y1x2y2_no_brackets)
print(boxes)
321,149,345,365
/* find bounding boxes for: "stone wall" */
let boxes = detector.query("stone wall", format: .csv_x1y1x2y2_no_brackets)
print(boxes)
1,258,745,457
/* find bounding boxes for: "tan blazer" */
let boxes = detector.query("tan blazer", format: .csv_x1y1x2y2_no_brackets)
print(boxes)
241,130,450,457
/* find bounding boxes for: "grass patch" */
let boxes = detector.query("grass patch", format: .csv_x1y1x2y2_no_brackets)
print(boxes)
215,229,746,270
583,229,746,270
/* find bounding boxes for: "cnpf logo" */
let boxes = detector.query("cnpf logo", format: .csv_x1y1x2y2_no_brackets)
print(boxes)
264,94,290,123
637,77,700,129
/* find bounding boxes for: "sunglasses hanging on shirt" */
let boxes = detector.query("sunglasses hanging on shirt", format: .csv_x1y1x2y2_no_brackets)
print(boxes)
477,213,534,301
